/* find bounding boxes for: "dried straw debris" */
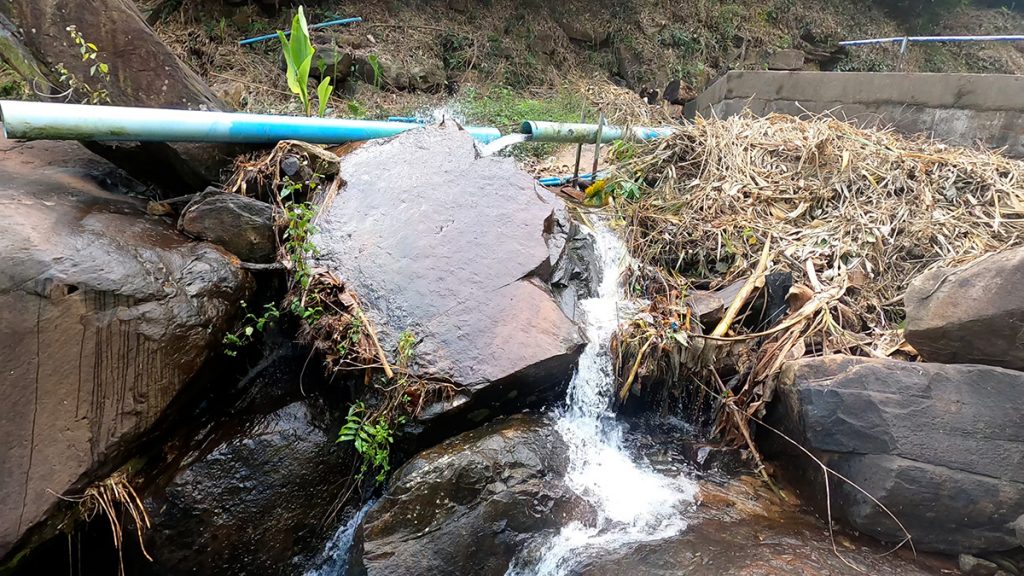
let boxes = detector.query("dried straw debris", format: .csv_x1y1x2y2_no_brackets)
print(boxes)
611,111,1024,452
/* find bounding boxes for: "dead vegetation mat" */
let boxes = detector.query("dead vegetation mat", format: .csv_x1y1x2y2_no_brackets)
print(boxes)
611,111,1024,460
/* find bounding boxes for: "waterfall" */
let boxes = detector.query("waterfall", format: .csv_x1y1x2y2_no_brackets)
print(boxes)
303,220,695,575
508,219,697,575
303,499,375,576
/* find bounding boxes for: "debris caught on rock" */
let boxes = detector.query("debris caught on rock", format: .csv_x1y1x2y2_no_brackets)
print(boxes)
610,111,1024,451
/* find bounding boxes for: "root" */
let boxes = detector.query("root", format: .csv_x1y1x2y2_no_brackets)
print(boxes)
55,472,152,576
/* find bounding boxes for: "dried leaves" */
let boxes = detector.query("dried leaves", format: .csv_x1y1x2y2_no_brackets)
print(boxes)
613,111,1024,445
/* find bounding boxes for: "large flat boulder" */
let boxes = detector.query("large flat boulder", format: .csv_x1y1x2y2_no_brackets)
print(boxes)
768,355,1024,554
347,414,586,576
313,124,585,429
0,141,249,559
905,247,1024,370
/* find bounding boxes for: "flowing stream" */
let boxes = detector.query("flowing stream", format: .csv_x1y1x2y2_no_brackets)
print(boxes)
506,220,698,575
304,221,696,575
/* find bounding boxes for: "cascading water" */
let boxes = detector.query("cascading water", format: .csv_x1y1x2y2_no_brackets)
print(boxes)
509,219,698,575
302,220,696,575
304,500,375,576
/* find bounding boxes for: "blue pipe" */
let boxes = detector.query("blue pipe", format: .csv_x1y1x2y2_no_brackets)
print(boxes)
840,35,1024,46
239,17,363,46
0,101,502,145
537,171,608,187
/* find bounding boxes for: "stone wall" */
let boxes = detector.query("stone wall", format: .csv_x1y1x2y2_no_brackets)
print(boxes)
684,71,1024,157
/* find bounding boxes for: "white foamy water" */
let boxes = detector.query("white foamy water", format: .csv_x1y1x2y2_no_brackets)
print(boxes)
478,132,530,157
303,499,375,576
509,220,697,576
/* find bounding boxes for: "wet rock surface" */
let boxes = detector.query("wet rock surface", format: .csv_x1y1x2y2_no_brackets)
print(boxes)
142,399,347,576
0,0,239,190
579,478,943,575
768,355,1024,554
313,124,585,432
347,414,586,576
905,247,1024,371
179,188,277,263
0,141,249,558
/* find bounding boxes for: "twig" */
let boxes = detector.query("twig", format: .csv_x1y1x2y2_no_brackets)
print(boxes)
354,301,394,379
618,337,653,402
711,238,772,338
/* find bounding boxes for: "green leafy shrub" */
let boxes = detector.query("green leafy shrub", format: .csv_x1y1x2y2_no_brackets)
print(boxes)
279,7,332,116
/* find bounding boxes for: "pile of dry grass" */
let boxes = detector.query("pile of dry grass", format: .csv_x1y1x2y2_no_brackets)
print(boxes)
611,111,1024,458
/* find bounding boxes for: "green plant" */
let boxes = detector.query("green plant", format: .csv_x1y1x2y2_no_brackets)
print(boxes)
366,54,383,88
279,7,332,116
397,330,417,364
336,313,364,358
610,178,644,201
56,25,110,104
223,302,280,356
338,401,403,483
316,76,333,117
346,100,368,118
459,86,591,159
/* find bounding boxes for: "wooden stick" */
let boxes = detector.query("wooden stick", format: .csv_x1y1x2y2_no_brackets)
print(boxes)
618,337,653,402
711,238,772,338
354,303,394,379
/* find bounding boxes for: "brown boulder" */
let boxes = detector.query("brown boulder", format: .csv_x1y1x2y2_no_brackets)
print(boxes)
179,189,277,263
905,248,1024,370
311,45,354,84
557,21,609,45
0,0,238,191
312,124,585,434
0,141,249,559
767,49,806,71
348,414,586,576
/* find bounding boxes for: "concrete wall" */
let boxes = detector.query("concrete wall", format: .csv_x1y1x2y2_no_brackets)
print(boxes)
684,71,1024,157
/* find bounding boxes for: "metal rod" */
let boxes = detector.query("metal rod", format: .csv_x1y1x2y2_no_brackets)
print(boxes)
520,121,674,144
0,100,502,145
840,35,1024,47
590,113,604,184
239,17,363,46
571,108,586,184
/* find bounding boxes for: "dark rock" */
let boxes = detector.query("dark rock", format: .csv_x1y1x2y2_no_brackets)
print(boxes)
408,59,446,92
905,247,1024,371
558,21,609,45
311,45,354,83
1015,515,1024,547
353,54,410,90
768,355,1024,553
614,44,643,88
332,33,367,50
348,415,586,576
578,513,937,575
313,124,584,436
448,0,470,12
532,30,557,54
0,141,249,559
960,554,1001,576
0,0,240,192
767,49,806,70
179,189,277,263
144,400,348,575
547,205,599,324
